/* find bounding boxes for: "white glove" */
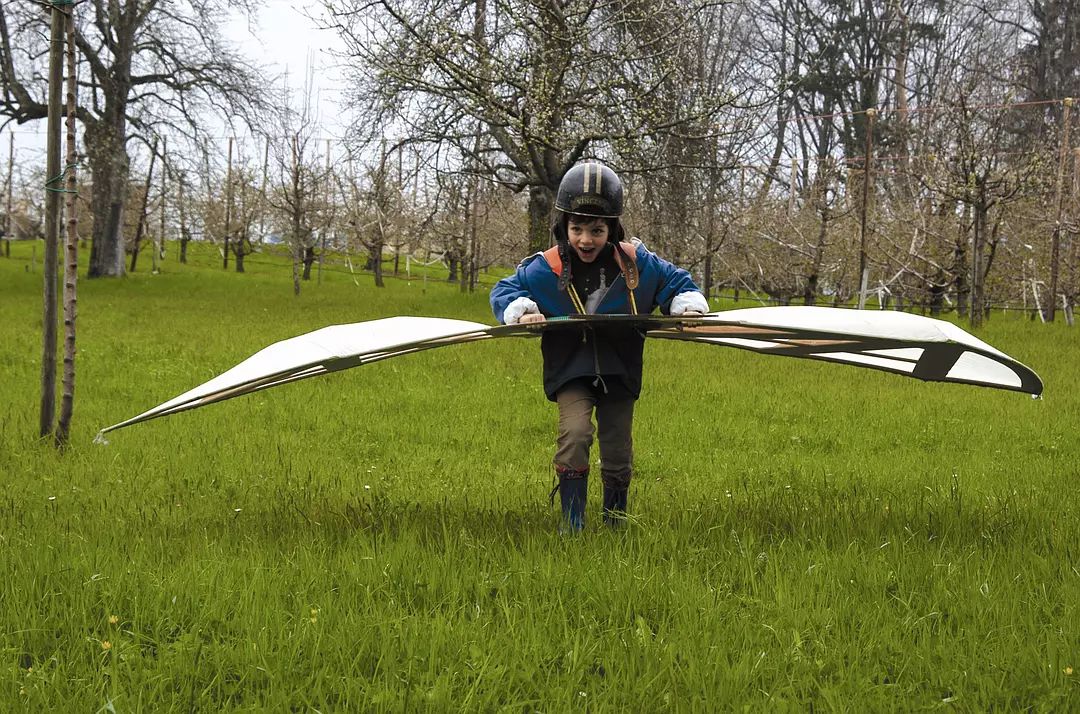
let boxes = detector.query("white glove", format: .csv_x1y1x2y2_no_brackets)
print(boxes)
503,296,540,324
670,291,709,316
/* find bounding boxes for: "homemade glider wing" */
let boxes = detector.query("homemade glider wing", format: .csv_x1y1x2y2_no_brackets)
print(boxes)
99,307,1042,436
639,306,1043,395
99,316,497,436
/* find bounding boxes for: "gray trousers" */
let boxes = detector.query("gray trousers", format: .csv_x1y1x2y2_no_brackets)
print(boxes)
554,379,635,489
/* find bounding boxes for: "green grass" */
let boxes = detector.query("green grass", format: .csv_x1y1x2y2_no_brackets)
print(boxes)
1,240,1078,711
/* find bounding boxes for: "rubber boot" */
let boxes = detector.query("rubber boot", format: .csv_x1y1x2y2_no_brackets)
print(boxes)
602,483,628,528
554,468,588,534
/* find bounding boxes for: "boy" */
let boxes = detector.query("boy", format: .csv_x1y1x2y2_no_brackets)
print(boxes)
490,161,708,532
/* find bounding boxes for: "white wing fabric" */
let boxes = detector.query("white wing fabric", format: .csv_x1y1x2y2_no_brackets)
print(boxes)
100,308,1042,435
641,307,1042,396
100,317,496,434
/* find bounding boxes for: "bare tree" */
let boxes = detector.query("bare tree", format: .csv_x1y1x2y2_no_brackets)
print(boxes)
270,131,325,295
322,0,743,254
0,0,268,277
266,72,334,296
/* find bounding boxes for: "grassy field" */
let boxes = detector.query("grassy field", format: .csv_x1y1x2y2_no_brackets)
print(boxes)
1,240,1078,711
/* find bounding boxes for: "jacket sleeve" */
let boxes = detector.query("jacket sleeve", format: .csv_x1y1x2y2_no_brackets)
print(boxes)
490,257,540,324
645,249,706,315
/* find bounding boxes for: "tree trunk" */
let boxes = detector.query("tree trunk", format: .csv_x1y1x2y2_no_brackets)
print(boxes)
953,206,969,320
85,115,129,278
56,5,79,446
178,177,190,264
970,199,986,329
291,216,302,296
527,184,553,254
929,279,944,316
806,210,829,306
702,247,713,298
372,240,384,288
235,246,245,273
292,245,301,296
302,245,316,280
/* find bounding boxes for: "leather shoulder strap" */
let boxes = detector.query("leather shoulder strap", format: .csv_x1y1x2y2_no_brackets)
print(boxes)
613,241,639,289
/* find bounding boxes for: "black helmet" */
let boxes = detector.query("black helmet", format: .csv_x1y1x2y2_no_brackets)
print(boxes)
554,162,624,218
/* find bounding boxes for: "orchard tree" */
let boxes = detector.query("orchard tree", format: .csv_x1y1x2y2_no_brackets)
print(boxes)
0,0,268,277
321,0,743,253
268,86,335,296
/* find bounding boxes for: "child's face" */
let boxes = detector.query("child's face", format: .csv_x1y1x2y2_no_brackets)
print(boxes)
567,218,610,263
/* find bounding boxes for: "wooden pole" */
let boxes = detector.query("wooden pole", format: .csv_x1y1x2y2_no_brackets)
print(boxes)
319,138,330,285
788,156,797,214
40,1,65,439
1066,146,1080,327
857,107,877,310
129,139,157,272
223,136,234,269
56,2,78,446
154,135,166,274
177,174,190,264
258,138,268,243
1048,98,1073,322
4,132,13,257
466,175,479,292
291,133,301,296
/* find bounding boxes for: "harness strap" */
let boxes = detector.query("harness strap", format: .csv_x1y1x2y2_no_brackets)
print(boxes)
543,242,639,315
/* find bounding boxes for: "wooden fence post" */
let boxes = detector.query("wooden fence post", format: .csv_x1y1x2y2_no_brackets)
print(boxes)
788,156,797,214
4,132,13,257
1048,98,1073,322
154,135,166,274
223,136,234,270
857,107,877,310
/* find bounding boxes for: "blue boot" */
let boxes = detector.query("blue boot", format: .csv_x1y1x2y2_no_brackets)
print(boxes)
551,468,588,534
602,483,628,528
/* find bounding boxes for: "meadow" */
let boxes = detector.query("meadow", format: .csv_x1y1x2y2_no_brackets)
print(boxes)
1,240,1078,711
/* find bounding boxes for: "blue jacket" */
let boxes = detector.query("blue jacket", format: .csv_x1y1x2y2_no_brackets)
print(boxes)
490,242,702,399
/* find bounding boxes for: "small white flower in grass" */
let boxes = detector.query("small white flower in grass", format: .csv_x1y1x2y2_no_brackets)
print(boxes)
48,496,56,501
365,485,371,490
234,508,242,514
1065,666,1074,676
578,692,587,698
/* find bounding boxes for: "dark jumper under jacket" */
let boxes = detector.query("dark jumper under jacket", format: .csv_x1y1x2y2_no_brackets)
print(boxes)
490,241,703,401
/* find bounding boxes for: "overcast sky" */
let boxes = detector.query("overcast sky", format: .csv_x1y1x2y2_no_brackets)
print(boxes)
224,1,349,135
